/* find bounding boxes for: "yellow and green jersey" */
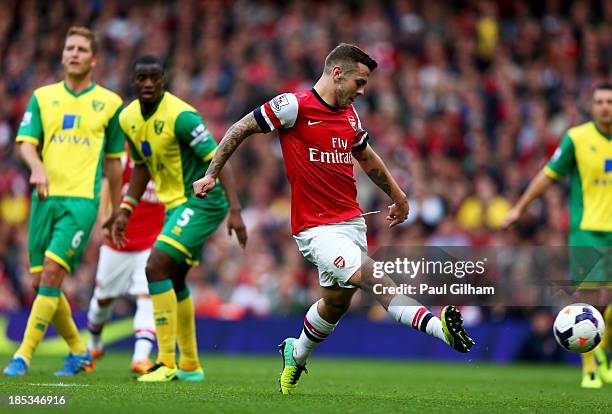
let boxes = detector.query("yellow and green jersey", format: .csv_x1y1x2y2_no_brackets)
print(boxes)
545,121,612,232
16,81,124,200
119,92,225,210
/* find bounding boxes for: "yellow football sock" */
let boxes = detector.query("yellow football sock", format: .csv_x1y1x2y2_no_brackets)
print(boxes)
581,350,597,375
15,286,61,364
176,288,200,372
600,304,612,351
52,293,86,355
149,280,177,369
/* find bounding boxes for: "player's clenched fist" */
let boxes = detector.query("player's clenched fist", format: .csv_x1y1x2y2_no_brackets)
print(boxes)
193,175,216,199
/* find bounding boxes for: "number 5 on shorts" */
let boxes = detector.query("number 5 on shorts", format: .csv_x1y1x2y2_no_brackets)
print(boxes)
177,208,194,227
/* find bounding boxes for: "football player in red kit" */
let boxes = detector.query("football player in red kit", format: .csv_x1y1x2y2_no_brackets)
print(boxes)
193,43,475,394
87,149,165,373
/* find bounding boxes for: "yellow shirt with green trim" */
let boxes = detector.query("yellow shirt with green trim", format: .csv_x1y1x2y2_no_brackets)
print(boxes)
16,81,124,200
119,92,226,210
544,121,612,232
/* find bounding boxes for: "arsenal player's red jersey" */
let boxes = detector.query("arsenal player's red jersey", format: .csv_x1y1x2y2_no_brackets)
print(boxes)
253,88,370,234
105,152,166,252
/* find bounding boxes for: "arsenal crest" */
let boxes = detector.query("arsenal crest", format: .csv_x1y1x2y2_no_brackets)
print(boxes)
347,115,356,130
154,120,164,134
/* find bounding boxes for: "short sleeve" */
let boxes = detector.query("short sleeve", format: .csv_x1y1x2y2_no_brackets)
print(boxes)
104,107,126,158
175,111,218,161
352,129,370,153
351,106,369,152
545,134,575,180
16,95,43,145
253,93,299,133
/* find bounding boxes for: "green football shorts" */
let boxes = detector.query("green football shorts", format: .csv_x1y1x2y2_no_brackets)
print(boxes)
154,195,228,266
28,194,98,273
568,230,612,288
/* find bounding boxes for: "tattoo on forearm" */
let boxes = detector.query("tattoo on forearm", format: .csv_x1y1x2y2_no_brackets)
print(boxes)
206,114,261,177
367,168,393,197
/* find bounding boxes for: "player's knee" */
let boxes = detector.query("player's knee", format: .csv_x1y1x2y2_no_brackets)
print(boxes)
145,260,161,282
41,259,65,287
146,249,179,282
145,255,170,282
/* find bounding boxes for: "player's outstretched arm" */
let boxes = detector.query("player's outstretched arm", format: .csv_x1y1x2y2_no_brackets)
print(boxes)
218,163,248,248
353,144,409,228
193,112,262,198
501,169,555,229
110,164,151,247
18,141,49,200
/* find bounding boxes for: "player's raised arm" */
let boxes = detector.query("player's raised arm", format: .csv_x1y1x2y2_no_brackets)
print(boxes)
352,142,409,228
193,112,262,198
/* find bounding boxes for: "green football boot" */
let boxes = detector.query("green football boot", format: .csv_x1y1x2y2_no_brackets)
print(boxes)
137,363,177,382
278,338,307,395
441,306,475,353
177,367,205,381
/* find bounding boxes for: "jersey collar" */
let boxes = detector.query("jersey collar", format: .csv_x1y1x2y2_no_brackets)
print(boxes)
592,121,612,141
311,88,339,112
63,81,96,97
140,92,165,121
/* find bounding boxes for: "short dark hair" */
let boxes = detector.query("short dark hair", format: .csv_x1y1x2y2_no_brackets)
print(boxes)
594,81,612,92
66,26,98,54
324,43,377,74
132,55,164,72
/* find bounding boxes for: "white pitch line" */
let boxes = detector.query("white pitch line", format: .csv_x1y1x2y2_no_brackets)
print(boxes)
28,383,90,387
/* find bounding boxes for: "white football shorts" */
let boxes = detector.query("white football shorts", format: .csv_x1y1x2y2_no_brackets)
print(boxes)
293,216,367,288
93,245,150,299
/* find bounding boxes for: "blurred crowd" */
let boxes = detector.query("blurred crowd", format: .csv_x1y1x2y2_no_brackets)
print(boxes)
0,0,610,327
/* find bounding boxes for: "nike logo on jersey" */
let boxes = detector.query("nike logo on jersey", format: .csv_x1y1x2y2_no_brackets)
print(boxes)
307,120,323,125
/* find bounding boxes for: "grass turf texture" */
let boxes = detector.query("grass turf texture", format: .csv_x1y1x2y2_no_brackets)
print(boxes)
1,353,610,413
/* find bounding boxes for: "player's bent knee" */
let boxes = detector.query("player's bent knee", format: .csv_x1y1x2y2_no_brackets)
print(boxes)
41,259,66,288
145,249,177,282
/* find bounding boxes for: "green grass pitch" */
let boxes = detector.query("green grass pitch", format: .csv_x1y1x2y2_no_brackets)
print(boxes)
1,352,610,413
